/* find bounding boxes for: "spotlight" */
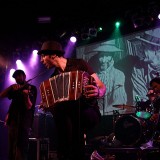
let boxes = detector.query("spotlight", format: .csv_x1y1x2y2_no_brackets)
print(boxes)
70,36,77,43
81,33,90,40
144,15,154,25
32,50,38,56
115,21,121,28
37,16,51,23
98,27,103,32
10,68,15,82
16,59,22,65
89,28,97,37
10,68,15,76
132,17,144,28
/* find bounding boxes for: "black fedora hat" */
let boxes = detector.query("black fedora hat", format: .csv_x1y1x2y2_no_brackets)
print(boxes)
37,41,65,56
135,28,160,47
12,69,26,78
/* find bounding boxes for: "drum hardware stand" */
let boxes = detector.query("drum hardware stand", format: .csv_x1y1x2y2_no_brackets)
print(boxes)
41,112,52,138
105,109,124,127
103,85,123,116
102,97,105,116
112,110,120,127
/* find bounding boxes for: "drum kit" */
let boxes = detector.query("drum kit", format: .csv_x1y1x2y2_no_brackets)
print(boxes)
89,102,160,160
109,102,160,147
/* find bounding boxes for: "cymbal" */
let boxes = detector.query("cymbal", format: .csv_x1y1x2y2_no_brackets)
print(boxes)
113,104,135,109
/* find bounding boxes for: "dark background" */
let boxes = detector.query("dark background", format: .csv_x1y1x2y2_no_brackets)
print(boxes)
0,0,159,49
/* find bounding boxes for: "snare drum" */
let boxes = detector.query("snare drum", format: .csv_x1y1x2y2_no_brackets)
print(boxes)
114,115,154,146
136,101,154,119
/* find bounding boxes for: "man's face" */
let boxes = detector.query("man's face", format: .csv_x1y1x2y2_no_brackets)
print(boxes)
151,82,160,95
142,43,160,67
99,55,113,70
40,54,56,69
147,89,156,101
14,74,26,85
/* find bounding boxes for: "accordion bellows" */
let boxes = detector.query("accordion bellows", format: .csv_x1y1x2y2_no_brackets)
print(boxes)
39,70,94,108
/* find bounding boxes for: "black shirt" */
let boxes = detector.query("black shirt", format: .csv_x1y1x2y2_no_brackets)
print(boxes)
7,83,37,128
51,58,100,111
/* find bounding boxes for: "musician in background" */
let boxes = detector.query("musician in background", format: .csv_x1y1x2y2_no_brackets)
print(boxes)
37,40,106,160
0,69,37,160
149,77,160,126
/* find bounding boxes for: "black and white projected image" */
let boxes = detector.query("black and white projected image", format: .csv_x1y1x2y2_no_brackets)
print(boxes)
130,28,160,101
76,27,160,115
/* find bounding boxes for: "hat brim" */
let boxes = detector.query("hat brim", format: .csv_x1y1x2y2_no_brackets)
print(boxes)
136,36,160,47
37,49,65,55
93,45,122,52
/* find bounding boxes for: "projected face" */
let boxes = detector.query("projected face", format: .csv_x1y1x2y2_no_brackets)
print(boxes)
99,55,113,70
142,43,160,68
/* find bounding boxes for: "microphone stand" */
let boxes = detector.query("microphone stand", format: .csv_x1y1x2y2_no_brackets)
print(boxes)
103,85,123,115
26,69,49,83
18,69,49,91
107,85,123,96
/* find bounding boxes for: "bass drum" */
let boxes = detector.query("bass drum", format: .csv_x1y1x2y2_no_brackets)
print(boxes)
114,115,154,146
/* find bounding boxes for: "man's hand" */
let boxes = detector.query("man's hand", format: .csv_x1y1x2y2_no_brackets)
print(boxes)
22,89,33,109
0,84,21,98
22,89,30,96
84,84,99,98
11,84,22,91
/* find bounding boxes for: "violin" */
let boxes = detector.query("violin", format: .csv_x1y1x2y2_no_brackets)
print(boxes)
19,82,31,91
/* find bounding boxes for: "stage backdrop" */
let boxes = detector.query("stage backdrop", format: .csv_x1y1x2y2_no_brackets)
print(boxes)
76,26,160,115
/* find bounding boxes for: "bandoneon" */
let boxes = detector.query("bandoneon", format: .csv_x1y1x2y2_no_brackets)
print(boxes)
39,70,94,108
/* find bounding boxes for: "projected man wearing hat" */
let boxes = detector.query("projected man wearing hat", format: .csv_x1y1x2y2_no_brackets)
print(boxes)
37,40,106,160
131,28,160,101
0,69,37,160
89,41,127,115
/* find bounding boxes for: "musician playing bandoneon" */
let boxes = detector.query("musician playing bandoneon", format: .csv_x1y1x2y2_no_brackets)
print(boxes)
37,40,106,160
